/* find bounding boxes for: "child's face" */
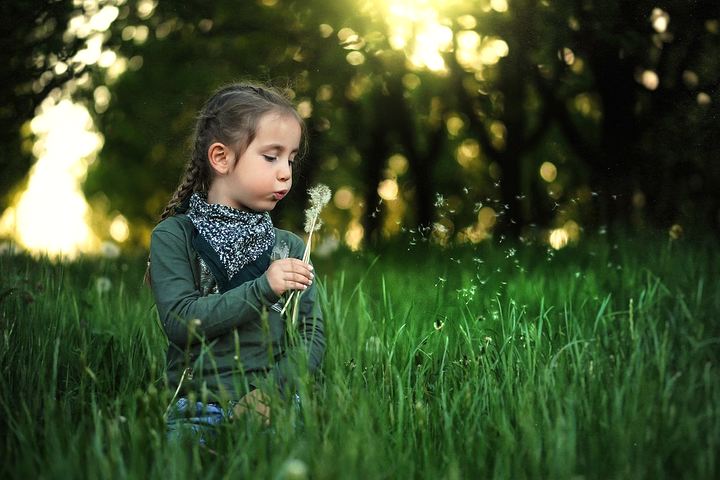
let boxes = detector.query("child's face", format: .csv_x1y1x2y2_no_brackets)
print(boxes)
215,112,301,212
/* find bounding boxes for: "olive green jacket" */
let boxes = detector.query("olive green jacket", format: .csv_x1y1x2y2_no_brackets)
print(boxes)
149,214,325,401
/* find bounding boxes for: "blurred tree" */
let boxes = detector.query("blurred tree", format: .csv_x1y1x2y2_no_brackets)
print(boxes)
0,1,85,212
532,0,720,229
84,0,720,248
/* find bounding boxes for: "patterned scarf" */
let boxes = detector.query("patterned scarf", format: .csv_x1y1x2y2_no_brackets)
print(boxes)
186,192,275,279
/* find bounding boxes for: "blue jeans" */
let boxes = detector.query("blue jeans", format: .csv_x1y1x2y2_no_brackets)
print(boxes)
166,397,233,445
166,394,303,444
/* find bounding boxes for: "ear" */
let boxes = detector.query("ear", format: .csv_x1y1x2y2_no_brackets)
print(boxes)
207,142,233,175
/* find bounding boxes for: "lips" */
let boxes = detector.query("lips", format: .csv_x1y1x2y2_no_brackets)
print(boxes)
273,190,288,201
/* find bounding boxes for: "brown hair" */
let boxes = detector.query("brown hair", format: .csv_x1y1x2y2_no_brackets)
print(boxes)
144,82,307,286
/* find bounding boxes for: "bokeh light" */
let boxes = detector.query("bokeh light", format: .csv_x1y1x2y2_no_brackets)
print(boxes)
540,162,557,183
0,99,102,258
382,0,455,73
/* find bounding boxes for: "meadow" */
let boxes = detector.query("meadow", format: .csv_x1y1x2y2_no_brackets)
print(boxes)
1,231,718,479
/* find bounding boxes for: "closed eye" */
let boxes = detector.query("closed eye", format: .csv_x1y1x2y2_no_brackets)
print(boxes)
263,154,278,161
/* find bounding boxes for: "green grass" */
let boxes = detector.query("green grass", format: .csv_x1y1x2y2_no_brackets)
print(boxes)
1,232,718,479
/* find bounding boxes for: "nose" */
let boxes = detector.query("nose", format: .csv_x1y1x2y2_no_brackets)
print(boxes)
277,159,292,182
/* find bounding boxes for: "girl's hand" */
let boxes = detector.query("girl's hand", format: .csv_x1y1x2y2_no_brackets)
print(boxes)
265,258,314,296
233,389,271,425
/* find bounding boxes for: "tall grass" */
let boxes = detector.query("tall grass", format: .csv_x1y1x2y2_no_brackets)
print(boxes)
1,233,718,479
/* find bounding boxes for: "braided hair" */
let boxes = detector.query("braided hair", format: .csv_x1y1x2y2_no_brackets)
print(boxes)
144,82,307,286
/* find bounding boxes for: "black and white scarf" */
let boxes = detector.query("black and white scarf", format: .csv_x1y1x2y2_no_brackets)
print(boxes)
186,192,275,279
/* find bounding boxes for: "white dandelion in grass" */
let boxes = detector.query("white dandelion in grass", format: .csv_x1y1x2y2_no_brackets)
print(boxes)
95,276,111,295
280,459,308,480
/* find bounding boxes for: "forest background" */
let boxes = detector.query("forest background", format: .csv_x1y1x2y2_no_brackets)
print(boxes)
2,0,718,254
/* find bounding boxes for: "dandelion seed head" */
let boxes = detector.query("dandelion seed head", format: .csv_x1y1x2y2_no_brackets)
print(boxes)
100,241,120,259
304,184,331,233
308,184,331,209
281,458,309,480
304,209,323,233
95,277,112,294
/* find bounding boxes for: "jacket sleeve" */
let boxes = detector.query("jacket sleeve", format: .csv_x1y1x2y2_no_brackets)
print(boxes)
150,226,280,347
263,236,326,396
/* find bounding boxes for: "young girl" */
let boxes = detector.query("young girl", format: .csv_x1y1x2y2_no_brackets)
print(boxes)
146,83,325,437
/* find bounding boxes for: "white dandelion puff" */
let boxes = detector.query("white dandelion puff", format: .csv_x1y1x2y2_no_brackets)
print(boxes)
280,459,308,480
282,183,332,324
304,184,331,233
95,276,112,294
304,209,323,233
309,183,332,208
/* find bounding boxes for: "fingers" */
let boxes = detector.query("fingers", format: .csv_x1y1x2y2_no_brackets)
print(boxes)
232,391,271,425
279,259,314,288
267,258,315,296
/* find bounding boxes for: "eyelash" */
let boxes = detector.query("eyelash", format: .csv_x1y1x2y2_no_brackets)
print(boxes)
264,154,295,166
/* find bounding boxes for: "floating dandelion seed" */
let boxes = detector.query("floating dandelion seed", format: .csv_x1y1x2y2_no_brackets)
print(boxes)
433,223,448,234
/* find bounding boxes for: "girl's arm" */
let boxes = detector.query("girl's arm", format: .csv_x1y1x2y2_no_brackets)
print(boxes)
150,227,280,347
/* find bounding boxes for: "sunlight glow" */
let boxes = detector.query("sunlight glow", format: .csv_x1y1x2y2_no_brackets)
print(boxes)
378,1,510,74
1,2,124,258
333,187,355,210
456,139,481,169
490,0,508,12
640,70,659,90
378,179,399,201
0,99,103,258
651,8,669,33
382,0,453,73
549,228,569,250
345,221,364,250
549,221,580,250
540,162,557,183
109,214,130,243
